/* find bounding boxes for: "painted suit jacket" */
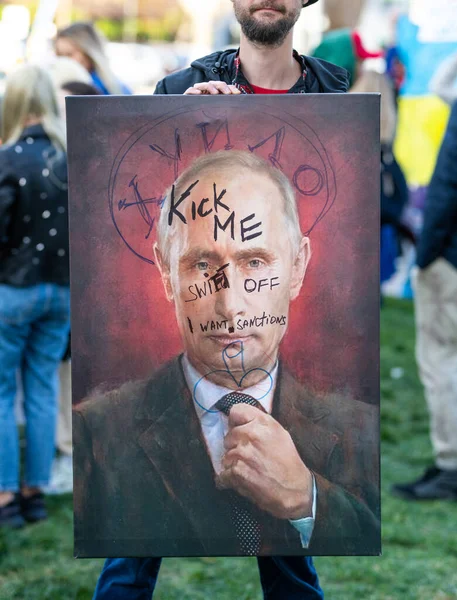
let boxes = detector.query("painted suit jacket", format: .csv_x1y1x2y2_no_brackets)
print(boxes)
73,356,380,558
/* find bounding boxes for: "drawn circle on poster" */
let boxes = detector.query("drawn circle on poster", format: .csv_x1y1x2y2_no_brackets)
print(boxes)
192,341,275,414
293,165,325,196
192,367,273,414
109,102,336,266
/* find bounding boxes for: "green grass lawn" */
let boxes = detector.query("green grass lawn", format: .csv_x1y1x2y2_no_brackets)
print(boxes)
1,298,456,599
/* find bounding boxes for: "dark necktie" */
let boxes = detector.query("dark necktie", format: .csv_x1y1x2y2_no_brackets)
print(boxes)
216,391,264,416
215,391,264,555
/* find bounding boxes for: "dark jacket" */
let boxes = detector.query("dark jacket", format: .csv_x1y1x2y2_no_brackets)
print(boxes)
381,144,408,227
73,356,380,558
154,49,349,95
0,125,69,287
416,101,457,269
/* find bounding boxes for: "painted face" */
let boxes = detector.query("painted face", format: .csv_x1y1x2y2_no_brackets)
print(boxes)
156,168,310,388
55,37,92,72
232,0,302,46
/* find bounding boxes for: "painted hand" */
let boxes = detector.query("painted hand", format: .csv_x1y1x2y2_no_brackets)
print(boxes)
216,404,313,520
184,81,241,95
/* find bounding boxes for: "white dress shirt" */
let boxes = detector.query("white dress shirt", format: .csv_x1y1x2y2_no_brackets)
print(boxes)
182,355,316,548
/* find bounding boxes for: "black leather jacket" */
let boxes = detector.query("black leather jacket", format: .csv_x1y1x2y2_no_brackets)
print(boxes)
0,125,69,287
155,48,349,95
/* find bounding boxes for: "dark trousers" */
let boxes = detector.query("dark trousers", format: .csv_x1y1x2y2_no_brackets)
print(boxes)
92,556,323,599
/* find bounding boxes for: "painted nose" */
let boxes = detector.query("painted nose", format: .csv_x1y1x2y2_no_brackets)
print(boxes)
214,274,245,321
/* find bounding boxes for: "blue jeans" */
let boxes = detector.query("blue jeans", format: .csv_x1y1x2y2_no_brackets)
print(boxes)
0,283,70,491
93,557,323,599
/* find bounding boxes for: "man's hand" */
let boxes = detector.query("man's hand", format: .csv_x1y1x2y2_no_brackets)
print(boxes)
216,404,313,520
184,81,241,95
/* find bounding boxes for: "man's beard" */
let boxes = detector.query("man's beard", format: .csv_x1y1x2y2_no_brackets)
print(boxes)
234,1,301,47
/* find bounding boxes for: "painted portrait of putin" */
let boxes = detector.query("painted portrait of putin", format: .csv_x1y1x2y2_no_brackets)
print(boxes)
73,150,380,558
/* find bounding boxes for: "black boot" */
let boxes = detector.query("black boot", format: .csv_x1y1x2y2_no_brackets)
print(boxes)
21,492,47,523
391,466,457,500
0,494,25,528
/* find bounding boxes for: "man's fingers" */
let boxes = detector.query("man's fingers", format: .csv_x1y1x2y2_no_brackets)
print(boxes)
222,450,235,470
183,81,240,96
193,82,220,94
215,82,231,94
223,429,241,451
228,403,263,428
216,460,252,492
184,87,202,95
223,424,258,450
217,462,260,506
216,466,240,490
203,81,232,94
216,470,230,490
221,447,252,470
207,83,221,95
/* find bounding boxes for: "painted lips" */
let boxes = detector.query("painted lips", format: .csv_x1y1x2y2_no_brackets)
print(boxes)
208,335,253,346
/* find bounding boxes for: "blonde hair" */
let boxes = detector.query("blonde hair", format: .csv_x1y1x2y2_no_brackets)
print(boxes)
157,150,303,269
49,56,92,89
56,22,122,95
350,70,397,145
1,64,66,152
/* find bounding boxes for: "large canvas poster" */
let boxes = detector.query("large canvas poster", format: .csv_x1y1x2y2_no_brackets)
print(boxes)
68,94,380,558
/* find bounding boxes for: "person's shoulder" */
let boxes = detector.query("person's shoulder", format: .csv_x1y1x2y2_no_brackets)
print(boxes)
74,377,149,428
155,49,236,94
74,356,183,428
303,55,350,93
280,367,377,433
317,390,377,434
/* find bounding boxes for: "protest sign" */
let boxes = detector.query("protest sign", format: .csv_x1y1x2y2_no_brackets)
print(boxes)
68,94,381,557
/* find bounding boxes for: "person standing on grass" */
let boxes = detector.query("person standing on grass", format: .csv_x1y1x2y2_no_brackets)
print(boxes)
44,77,101,497
0,65,70,528
92,1,349,598
392,101,457,501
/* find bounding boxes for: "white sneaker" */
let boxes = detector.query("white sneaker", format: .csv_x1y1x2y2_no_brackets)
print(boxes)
44,455,73,495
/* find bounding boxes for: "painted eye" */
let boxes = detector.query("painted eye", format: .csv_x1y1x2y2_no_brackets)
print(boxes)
248,259,262,268
196,261,209,271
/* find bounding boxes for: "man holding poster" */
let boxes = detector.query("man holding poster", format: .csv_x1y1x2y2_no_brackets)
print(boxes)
69,0,381,598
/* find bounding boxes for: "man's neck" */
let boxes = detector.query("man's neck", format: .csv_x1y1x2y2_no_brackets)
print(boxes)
183,353,278,390
238,31,301,90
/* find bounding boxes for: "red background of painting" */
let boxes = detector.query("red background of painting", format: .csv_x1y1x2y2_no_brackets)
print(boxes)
67,94,380,406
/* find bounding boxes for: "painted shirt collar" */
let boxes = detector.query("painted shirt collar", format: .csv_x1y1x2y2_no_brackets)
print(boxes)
182,353,278,419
